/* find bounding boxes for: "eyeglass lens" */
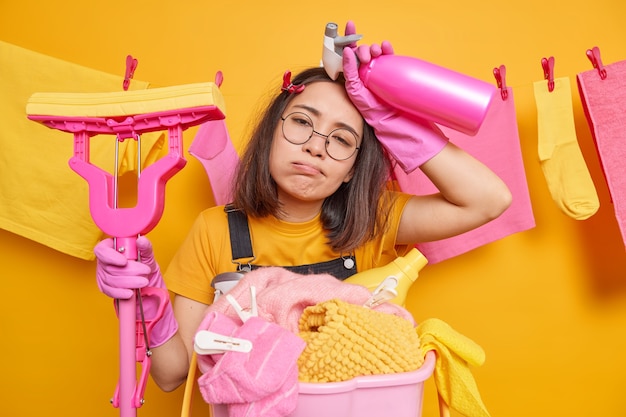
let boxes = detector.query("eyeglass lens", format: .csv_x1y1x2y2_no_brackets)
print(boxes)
281,112,359,160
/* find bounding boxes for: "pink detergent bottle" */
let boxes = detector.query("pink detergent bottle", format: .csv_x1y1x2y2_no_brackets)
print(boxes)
322,22,496,135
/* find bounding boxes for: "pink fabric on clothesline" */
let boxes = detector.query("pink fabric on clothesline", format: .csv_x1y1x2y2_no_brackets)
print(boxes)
577,59,626,249
393,87,535,263
189,119,238,206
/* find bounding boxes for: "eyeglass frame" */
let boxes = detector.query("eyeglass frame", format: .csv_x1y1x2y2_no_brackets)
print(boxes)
279,111,361,161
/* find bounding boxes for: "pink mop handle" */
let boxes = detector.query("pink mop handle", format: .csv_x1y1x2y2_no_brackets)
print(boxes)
119,298,138,417
116,237,138,417
28,103,225,417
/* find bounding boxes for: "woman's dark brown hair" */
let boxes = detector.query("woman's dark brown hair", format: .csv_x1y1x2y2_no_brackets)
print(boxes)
232,67,394,253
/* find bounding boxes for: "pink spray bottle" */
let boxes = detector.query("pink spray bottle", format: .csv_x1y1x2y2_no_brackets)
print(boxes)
322,22,495,135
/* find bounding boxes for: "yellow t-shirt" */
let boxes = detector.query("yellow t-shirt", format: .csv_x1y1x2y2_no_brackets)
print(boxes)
165,191,412,305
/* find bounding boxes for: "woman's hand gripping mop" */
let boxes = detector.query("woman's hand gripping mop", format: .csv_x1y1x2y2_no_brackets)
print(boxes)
26,66,226,417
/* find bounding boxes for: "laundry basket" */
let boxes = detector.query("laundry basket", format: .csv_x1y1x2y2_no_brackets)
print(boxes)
182,277,444,417
207,350,436,417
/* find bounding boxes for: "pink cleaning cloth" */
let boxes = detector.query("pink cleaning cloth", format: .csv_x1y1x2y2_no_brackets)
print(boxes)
189,119,239,205
392,87,535,263
196,312,305,417
205,267,415,333
577,60,626,248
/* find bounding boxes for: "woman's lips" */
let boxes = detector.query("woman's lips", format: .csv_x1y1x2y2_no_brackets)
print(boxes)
292,161,323,176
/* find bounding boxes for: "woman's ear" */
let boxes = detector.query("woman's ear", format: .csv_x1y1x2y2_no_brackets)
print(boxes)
343,168,355,183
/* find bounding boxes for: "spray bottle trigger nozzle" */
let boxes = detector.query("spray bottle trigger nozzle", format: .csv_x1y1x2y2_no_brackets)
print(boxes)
322,22,363,80
332,34,362,53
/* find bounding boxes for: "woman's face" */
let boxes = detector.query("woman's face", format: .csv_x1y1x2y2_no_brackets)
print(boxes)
269,81,363,207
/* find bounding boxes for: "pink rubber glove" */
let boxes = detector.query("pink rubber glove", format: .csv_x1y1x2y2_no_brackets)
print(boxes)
342,23,449,173
94,236,178,347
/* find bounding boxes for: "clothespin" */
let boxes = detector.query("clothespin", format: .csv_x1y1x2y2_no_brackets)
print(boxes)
194,330,253,355
586,46,607,80
541,56,555,92
123,55,138,91
225,286,258,323
214,70,224,87
493,65,508,100
364,276,398,308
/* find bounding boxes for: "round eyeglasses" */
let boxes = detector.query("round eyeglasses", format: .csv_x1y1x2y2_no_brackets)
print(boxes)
280,112,360,161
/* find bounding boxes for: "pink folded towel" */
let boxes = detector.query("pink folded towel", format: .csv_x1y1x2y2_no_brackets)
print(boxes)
205,267,415,333
393,87,535,263
197,312,306,417
577,59,626,247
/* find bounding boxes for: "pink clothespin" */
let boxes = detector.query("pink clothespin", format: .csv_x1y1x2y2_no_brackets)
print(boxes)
541,56,555,92
493,65,508,100
214,70,224,87
123,55,138,91
586,46,607,80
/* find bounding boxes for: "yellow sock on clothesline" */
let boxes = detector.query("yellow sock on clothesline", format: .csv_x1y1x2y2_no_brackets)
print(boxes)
533,77,599,220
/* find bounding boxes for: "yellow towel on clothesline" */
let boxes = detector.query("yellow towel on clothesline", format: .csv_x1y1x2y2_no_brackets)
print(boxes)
418,318,491,417
0,40,163,260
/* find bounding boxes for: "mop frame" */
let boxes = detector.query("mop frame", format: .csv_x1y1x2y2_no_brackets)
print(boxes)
27,83,225,417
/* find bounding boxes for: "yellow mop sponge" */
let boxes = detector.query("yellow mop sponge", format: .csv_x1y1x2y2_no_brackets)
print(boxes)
297,299,423,383
26,81,225,118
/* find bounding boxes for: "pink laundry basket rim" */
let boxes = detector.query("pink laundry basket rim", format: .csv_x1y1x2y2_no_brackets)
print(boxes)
297,350,436,395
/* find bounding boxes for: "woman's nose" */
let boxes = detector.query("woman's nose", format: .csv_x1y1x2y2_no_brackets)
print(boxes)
303,132,327,157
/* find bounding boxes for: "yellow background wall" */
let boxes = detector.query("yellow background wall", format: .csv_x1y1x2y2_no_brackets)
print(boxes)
2,1,626,416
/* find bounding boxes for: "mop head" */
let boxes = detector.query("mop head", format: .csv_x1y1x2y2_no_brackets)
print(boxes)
297,298,423,383
26,81,225,117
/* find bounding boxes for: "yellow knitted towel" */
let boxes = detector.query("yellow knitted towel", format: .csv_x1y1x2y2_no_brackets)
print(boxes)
418,318,491,417
297,299,423,383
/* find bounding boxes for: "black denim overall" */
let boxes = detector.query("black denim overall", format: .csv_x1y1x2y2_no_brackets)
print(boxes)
225,205,357,280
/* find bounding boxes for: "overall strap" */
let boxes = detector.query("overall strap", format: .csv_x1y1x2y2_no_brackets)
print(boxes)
224,204,254,269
